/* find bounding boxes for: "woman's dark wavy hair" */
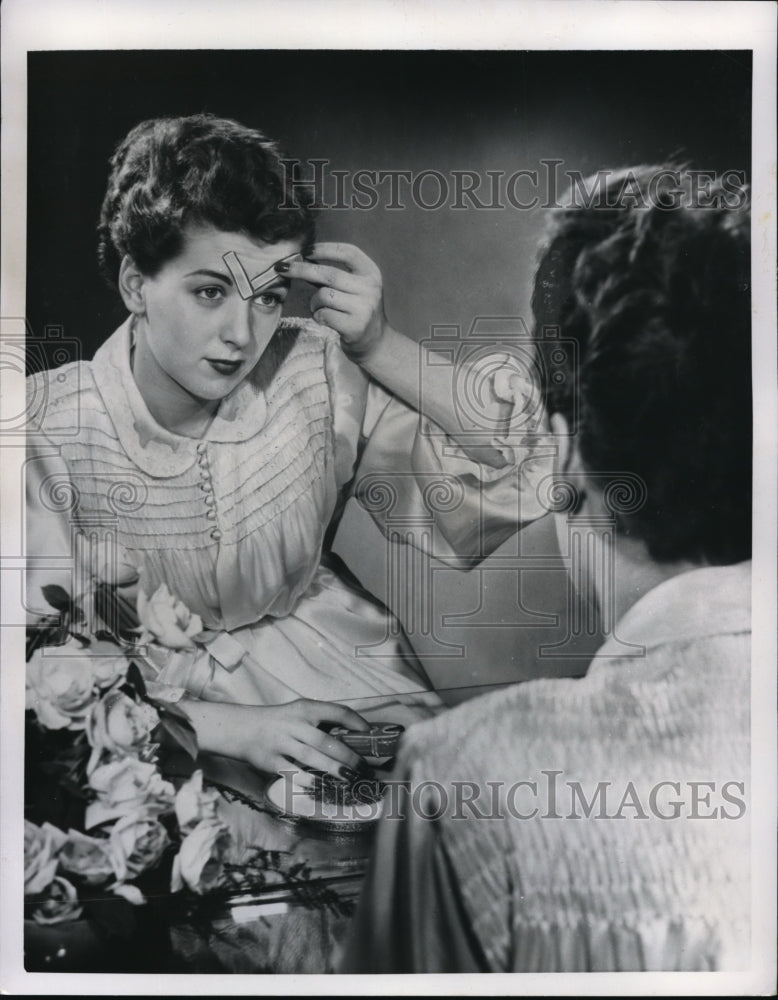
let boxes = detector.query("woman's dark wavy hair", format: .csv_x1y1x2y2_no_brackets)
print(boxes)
532,165,751,565
97,114,315,284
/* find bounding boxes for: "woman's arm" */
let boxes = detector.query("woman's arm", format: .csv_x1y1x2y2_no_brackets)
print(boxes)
281,244,513,468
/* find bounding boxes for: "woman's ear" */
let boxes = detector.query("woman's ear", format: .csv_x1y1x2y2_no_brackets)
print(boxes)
549,411,591,516
118,256,147,315
549,412,588,475
549,412,571,475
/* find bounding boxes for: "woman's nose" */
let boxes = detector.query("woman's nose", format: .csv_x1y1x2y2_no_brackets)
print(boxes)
221,302,253,349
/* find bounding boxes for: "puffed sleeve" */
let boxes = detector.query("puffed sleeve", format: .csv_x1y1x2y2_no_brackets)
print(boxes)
346,349,556,565
25,430,80,619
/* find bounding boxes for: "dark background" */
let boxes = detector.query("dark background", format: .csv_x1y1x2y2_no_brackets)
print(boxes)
27,49,752,361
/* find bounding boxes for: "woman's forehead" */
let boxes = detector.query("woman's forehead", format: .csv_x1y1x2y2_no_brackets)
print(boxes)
177,223,301,272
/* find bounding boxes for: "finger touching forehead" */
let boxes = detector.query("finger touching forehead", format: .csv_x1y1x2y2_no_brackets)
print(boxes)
223,249,303,298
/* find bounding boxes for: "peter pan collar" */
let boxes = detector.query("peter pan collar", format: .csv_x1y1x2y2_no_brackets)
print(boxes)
91,316,283,476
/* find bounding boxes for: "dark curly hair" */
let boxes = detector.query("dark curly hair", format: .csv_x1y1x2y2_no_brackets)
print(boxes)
97,114,315,284
532,166,751,565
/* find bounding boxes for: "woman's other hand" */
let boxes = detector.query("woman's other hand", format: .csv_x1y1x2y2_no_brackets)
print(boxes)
280,243,389,361
181,697,371,777
239,698,372,777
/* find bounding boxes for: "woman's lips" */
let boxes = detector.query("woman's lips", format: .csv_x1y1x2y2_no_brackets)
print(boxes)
207,358,243,376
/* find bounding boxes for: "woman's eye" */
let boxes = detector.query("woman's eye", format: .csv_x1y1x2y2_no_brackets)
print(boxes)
196,286,226,302
254,291,285,308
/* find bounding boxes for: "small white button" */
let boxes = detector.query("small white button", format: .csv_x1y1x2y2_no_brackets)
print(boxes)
206,510,217,521
210,529,222,541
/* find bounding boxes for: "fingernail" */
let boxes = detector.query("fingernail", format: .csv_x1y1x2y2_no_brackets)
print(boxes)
274,261,290,273
339,765,359,781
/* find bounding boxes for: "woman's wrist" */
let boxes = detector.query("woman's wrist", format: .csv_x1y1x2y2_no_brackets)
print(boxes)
180,698,255,762
352,323,411,381
339,319,389,366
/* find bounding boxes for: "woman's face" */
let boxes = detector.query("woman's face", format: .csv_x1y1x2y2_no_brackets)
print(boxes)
129,224,300,410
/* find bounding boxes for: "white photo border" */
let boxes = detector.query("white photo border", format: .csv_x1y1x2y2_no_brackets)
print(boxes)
1,1,775,995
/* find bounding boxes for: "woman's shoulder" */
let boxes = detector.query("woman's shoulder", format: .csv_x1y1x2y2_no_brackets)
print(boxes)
26,360,102,434
280,316,343,366
251,316,362,406
277,316,339,350
246,316,335,385
397,679,582,782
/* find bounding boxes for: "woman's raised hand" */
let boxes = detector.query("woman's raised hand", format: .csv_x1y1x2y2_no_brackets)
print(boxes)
279,243,389,361
279,241,513,469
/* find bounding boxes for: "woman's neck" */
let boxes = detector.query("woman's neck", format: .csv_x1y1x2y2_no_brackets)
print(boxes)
609,538,706,625
130,322,218,438
563,483,707,631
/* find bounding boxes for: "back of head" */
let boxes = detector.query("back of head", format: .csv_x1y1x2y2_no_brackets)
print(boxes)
97,113,314,284
532,166,751,565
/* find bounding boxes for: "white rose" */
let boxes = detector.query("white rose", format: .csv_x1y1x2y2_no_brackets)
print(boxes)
26,641,101,730
58,829,122,886
174,770,221,833
137,584,203,650
170,819,231,895
86,758,174,828
109,811,169,880
24,820,67,896
88,642,130,689
86,689,159,769
29,876,83,925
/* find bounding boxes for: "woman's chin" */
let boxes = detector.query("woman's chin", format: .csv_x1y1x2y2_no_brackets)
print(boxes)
191,372,246,401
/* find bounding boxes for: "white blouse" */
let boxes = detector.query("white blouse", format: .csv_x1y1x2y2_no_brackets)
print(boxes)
27,316,550,620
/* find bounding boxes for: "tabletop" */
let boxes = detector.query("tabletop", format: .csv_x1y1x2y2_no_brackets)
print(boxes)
165,752,384,974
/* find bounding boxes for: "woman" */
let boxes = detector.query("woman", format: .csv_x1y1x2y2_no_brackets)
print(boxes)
26,114,547,777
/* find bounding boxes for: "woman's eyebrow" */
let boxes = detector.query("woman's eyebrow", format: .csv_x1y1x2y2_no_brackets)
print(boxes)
184,268,234,285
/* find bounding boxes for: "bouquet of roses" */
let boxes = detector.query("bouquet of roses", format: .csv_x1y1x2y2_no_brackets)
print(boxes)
24,543,235,945
25,540,355,974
